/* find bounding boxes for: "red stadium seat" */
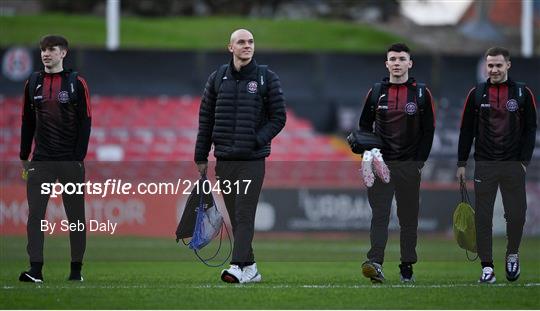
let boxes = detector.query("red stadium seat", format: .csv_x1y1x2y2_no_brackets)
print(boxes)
2,96,358,186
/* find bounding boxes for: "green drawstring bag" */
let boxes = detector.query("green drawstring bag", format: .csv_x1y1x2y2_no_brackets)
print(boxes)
453,179,478,260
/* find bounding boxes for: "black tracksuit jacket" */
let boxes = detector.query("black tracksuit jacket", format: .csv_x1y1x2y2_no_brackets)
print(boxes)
20,70,91,161
458,78,537,167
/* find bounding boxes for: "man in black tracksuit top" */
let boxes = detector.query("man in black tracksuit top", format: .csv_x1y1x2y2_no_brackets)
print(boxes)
457,47,537,284
194,29,286,284
358,43,435,283
19,35,91,283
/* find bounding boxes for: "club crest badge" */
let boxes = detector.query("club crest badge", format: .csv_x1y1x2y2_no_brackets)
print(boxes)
2,47,33,82
247,81,258,94
405,102,417,115
506,99,518,112
58,91,69,104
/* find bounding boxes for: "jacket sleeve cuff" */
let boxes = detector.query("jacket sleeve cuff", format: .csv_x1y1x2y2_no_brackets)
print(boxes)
457,161,467,167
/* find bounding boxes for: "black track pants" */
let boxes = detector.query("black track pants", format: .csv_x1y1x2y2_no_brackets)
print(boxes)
216,159,265,264
366,162,422,265
474,162,527,263
26,161,86,263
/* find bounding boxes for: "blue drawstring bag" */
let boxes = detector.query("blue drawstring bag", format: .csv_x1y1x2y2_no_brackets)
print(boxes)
176,175,231,266
189,190,223,250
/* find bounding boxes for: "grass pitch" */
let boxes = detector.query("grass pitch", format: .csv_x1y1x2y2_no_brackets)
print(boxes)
0,14,405,52
1,235,539,309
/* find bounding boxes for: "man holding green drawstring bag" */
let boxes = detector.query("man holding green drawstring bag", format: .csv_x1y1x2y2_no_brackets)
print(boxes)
453,179,477,255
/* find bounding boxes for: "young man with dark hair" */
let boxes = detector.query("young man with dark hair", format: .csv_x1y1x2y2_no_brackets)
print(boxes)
457,46,537,284
358,43,435,283
19,35,91,283
194,29,286,283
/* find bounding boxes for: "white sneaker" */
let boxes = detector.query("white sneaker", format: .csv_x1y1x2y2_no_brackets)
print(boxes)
241,263,262,283
361,150,375,187
478,266,496,284
221,265,242,283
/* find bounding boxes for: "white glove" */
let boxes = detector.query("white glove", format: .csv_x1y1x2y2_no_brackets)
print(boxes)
360,150,375,187
371,148,391,183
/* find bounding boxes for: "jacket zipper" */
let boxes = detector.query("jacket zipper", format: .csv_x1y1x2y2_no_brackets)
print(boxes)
48,75,53,100
231,80,239,148
395,86,399,110
497,85,500,108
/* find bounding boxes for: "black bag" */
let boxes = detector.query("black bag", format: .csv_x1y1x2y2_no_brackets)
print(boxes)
346,130,383,154
175,188,215,240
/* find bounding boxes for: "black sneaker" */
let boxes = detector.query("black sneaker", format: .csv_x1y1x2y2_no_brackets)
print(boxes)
19,271,43,283
68,271,84,282
361,261,385,283
505,254,520,282
399,263,415,283
68,262,84,281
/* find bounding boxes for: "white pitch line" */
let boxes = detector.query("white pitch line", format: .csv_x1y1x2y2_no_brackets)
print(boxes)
2,283,540,290
196,283,540,289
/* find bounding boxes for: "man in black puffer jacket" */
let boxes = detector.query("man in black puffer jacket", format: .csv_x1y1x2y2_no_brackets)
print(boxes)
194,29,286,284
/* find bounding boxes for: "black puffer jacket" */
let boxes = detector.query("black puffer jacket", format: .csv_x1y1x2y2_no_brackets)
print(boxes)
195,59,286,162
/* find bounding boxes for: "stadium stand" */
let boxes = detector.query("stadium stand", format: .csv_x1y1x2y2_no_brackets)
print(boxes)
0,96,359,186
2,95,538,185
